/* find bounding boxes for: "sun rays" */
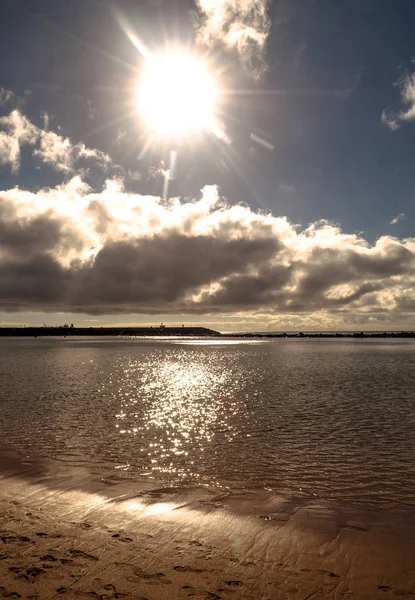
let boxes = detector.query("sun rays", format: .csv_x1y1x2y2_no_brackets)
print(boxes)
76,6,275,200
137,51,219,138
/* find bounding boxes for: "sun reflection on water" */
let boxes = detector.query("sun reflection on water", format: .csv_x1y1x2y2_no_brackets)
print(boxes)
112,349,246,481
124,499,178,516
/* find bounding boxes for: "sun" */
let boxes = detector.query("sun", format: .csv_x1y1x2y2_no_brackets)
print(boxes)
137,51,218,138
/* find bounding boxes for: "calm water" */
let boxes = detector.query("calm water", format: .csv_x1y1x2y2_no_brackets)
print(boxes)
1,337,415,509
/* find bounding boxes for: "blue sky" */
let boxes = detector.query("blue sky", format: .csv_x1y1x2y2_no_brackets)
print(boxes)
0,0,414,331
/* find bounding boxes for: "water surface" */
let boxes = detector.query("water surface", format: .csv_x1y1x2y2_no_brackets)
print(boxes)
1,337,414,509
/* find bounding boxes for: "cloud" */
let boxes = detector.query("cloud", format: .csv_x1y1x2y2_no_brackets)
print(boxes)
390,213,405,225
34,130,110,173
382,73,415,130
400,73,415,121
195,0,271,79
1,178,415,330
33,129,75,172
0,88,14,106
0,109,111,174
381,110,399,131
0,110,38,172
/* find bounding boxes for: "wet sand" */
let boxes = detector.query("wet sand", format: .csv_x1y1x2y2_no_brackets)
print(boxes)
1,473,415,600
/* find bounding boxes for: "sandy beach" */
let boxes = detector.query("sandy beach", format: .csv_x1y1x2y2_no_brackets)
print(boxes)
1,470,415,600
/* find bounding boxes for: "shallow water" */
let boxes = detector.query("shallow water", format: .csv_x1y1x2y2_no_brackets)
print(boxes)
1,336,415,509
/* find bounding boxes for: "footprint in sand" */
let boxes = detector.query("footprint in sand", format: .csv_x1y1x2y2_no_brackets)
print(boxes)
102,584,130,597
39,554,59,562
0,588,21,599
86,584,130,599
379,585,393,592
111,534,133,543
56,584,130,600
173,565,208,573
69,549,99,561
319,570,340,578
0,534,30,544
12,568,46,583
131,569,172,585
26,567,47,580
26,513,40,521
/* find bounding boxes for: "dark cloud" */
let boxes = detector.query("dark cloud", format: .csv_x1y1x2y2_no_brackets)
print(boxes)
71,233,280,311
0,255,71,310
0,196,84,262
198,263,294,310
0,205,62,259
1,180,415,328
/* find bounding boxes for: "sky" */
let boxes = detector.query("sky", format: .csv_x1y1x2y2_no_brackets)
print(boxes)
0,0,415,332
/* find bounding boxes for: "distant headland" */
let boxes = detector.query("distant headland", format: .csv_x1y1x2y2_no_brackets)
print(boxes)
0,326,415,338
0,325,221,337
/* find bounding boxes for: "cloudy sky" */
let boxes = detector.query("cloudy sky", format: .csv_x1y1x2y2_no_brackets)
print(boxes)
1,0,415,332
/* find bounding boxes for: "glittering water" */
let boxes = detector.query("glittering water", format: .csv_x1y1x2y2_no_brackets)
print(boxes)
0,337,415,508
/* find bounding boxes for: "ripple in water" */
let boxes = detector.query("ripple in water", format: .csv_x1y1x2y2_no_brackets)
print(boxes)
0,337,415,508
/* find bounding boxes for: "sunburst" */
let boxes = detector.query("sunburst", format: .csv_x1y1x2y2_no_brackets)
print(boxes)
137,50,219,139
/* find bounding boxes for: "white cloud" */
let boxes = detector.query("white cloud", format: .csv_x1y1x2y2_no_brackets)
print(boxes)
33,129,74,172
195,0,271,79
382,73,415,130
76,144,111,166
0,109,111,174
0,132,20,172
0,110,38,172
390,213,405,225
1,178,415,331
400,73,415,121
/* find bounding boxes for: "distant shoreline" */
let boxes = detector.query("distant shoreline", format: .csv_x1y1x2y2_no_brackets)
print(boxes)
0,326,414,338
0,326,220,337
225,330,415,338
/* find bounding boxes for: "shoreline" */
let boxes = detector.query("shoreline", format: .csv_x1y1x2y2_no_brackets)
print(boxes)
1,326,415,338
1,470,415,599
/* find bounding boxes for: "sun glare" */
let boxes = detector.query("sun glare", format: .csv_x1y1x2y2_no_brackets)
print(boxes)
137,51,218,137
